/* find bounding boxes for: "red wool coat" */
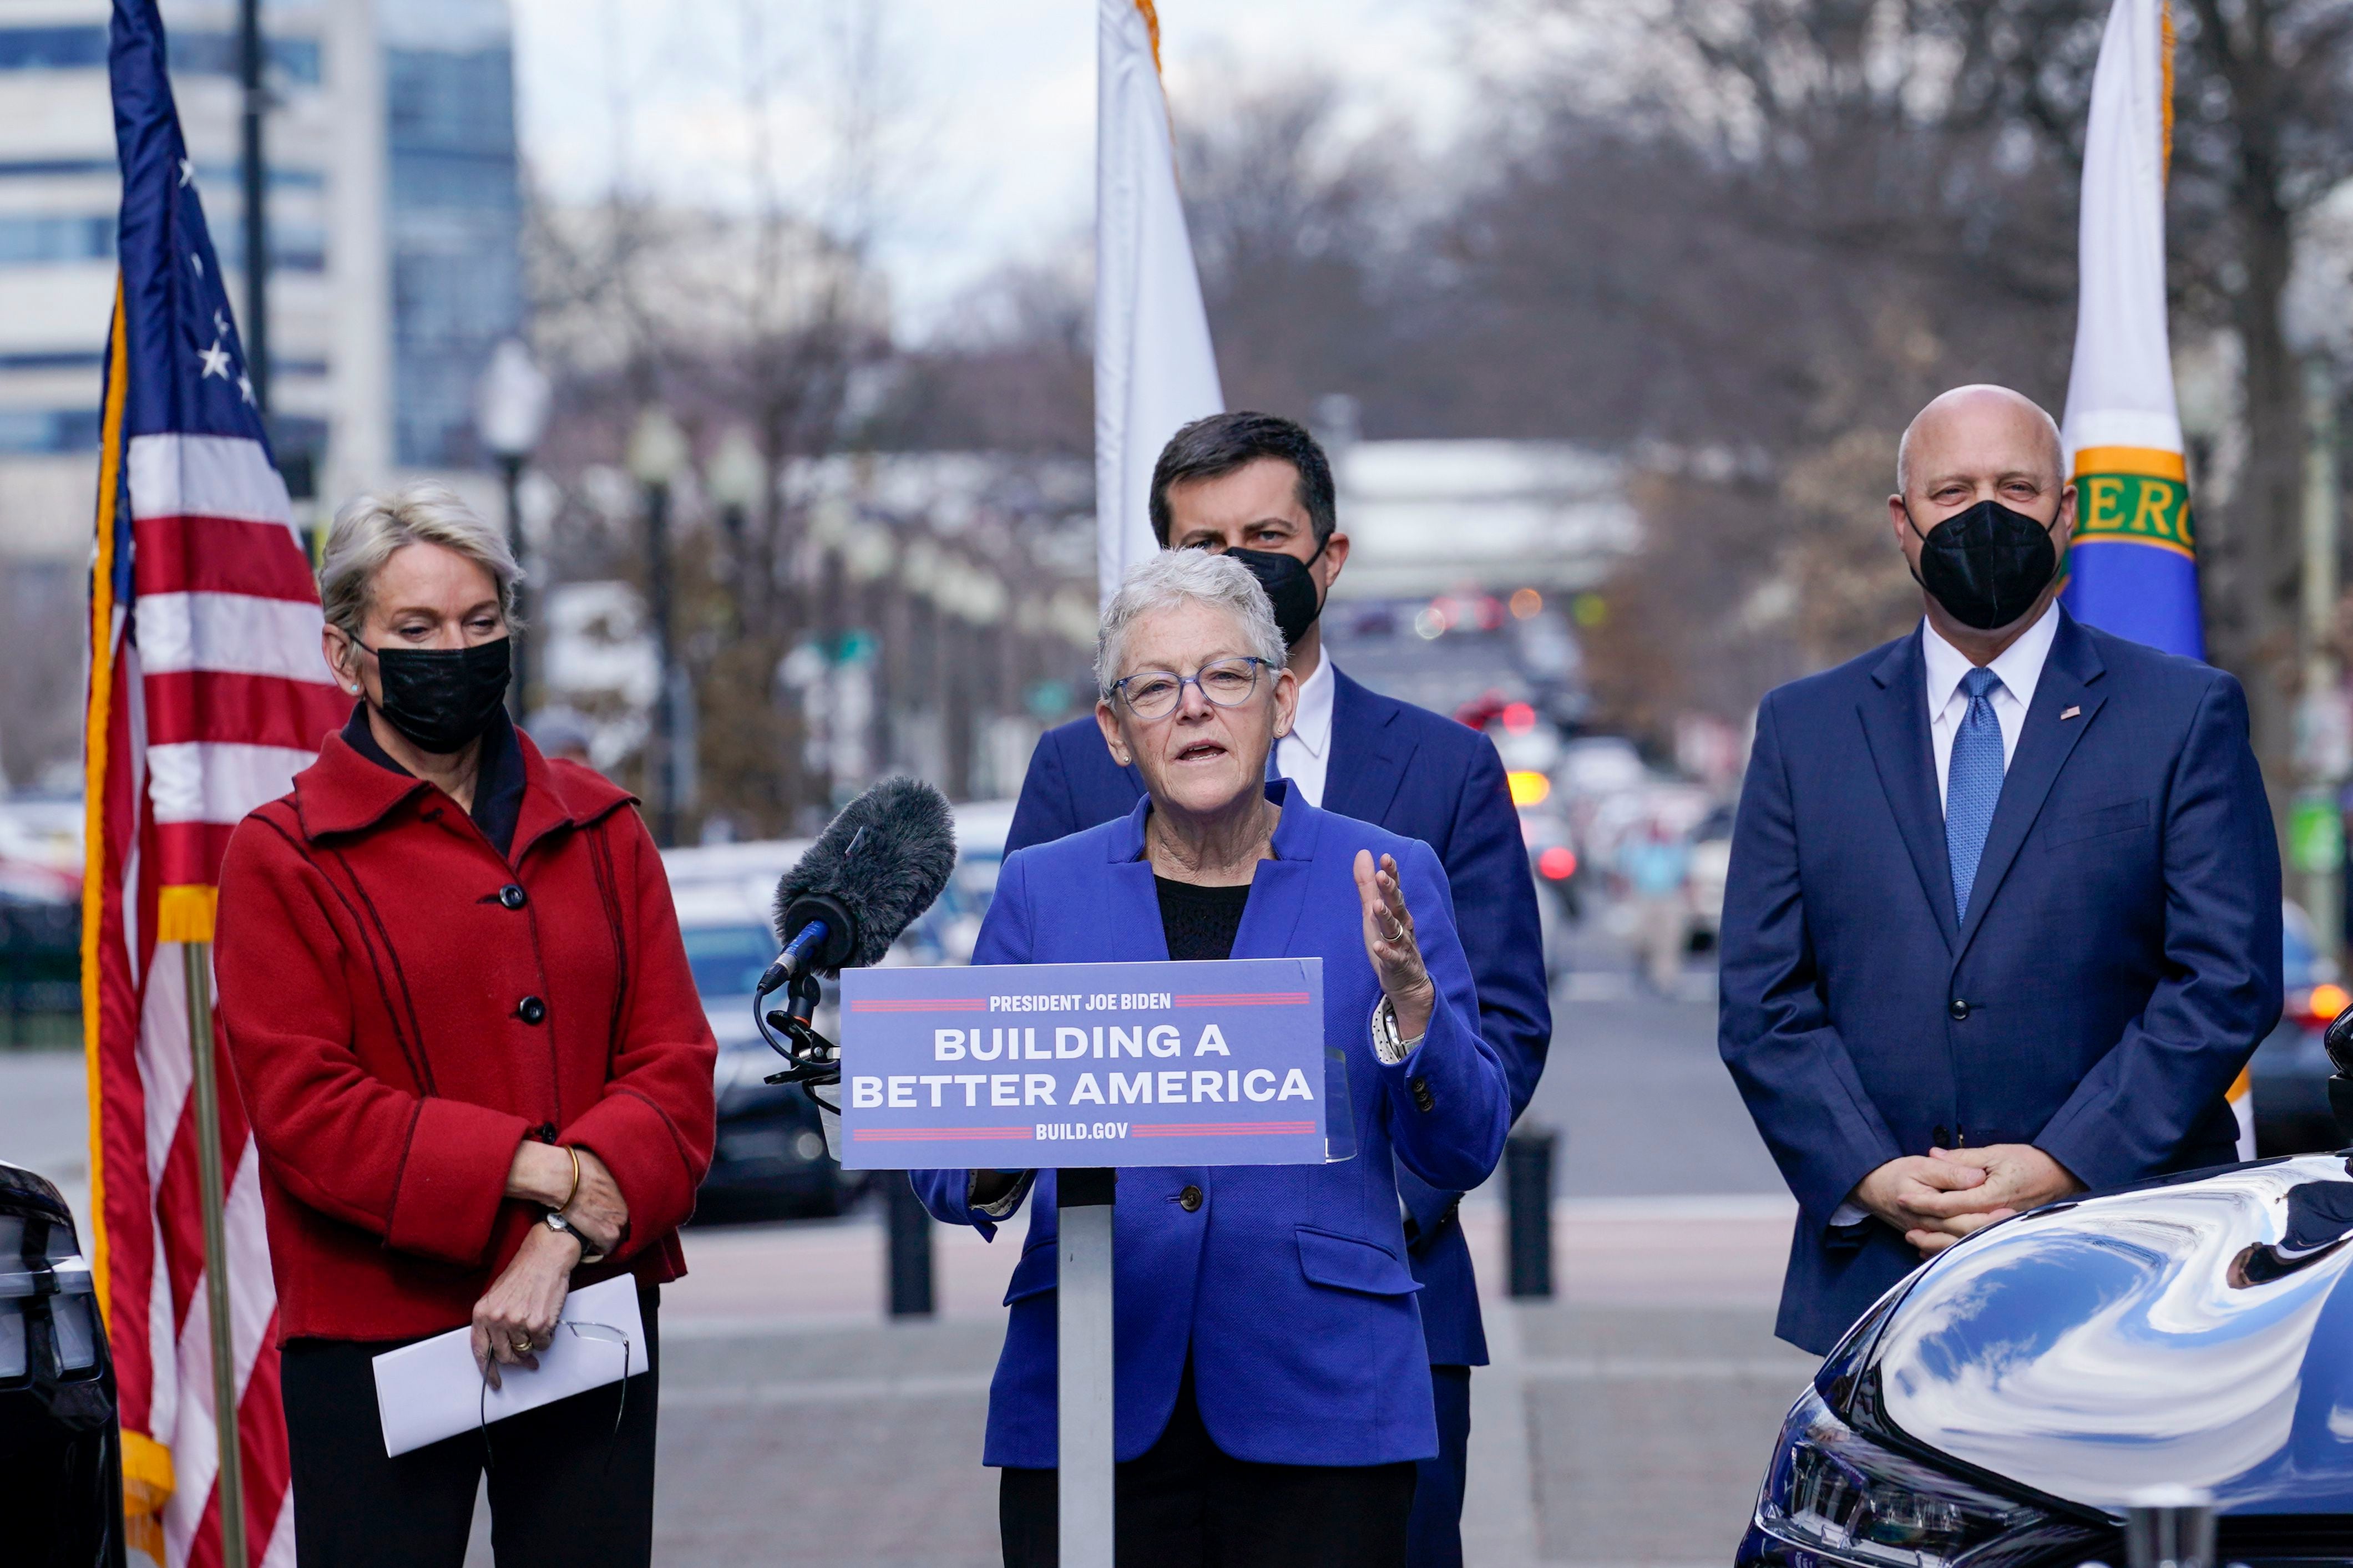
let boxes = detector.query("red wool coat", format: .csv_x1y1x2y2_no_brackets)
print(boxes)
215,729,717,1343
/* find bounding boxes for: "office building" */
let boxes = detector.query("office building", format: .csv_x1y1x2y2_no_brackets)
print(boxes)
0,0,524,565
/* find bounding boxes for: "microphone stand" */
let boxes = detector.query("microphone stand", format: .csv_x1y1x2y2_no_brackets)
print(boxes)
1058,1166,1117,1567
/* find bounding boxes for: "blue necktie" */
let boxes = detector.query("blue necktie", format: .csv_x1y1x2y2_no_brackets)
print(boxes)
1946,666,2006,921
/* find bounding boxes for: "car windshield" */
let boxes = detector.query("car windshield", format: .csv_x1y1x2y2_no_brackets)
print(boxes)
681,922,776,1000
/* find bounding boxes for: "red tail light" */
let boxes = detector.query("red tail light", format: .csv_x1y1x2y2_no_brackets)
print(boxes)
1538,846,1577,880
2294,982,2352,1029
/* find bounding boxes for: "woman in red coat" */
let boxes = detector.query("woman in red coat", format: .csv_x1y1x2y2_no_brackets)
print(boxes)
215,481,716,1567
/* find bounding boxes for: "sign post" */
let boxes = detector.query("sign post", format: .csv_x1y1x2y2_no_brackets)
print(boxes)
837,957,1340,1566
1057,1167,1116,1568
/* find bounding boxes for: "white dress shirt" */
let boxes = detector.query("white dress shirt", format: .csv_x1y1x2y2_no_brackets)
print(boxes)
1831,602,2059,1228
1921,602,2058,814
1273,653,1336,808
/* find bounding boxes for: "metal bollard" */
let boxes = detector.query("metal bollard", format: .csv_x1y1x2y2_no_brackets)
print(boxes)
887,1174,935,1318
2123,1485,2215,1568
1505,1126,1557,1298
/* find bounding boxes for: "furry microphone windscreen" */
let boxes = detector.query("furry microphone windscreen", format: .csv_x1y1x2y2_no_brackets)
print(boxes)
773,776,958,969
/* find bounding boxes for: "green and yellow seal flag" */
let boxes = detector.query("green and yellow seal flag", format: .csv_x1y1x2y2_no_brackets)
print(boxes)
2059,0,2204,661
2073,445,2193,559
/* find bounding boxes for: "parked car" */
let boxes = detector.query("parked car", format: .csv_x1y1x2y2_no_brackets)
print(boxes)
1516,801,1582,981
1737,1148,2353,1567
0,1160,124,1566
664,798,1018,1219
0,794,83,1049
1553,733,1647,809
2251,900,2348,1157
1684,804,1734,953
667,839,851,1219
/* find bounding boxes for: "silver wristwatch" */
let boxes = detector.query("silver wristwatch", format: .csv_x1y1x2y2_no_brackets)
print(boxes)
543,1209,605,1266
1370,996,1426,1065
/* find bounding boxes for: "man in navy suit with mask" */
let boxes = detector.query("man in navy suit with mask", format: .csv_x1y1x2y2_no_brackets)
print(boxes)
1005,411,1551,1567
1719,384,2283,1354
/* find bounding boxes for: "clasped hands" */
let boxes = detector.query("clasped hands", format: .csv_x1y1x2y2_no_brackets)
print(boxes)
472,1141,629,1387
1849,1144,2082,1258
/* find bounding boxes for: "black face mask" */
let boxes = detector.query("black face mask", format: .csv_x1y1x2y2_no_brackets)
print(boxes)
1905,500,2062,631
1228,537,1330,651
368,637,511,754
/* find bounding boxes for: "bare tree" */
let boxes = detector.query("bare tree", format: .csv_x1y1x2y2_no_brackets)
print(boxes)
1426,0,2083,740
521,3,916,835
1173,77,1420,426
868,258,1095,455
2167,0,2353,782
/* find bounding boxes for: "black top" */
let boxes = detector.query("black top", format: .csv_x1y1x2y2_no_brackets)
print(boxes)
342,703,527,860
1156,876,1252,962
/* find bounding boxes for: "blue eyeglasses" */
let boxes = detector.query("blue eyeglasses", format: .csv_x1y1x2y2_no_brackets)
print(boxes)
1111,657,1274,719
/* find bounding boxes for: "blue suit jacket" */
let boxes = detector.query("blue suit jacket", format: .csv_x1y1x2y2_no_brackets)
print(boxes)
1719,611,2283,1353
914,789,1512,1467
1002,667,1552,1365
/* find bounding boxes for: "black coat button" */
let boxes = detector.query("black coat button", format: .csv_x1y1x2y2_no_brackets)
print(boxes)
518,996,547,1025
1932,1125,1951,1148
1410,1077,1436,1113
1178,1185,1203,1212
1949,998,1971,1021
499,884,527,910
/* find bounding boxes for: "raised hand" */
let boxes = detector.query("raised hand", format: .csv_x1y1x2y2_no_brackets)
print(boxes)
1354,849,1435,1041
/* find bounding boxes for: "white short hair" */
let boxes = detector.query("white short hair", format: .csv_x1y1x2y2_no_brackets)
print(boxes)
1094,550,1286,699
318,480,522,640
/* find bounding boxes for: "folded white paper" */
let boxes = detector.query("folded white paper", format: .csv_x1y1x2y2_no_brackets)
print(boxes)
372,1273,644,1458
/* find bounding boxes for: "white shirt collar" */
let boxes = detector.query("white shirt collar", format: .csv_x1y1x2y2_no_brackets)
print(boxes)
1286,654,1335,759
1920,601,2059,717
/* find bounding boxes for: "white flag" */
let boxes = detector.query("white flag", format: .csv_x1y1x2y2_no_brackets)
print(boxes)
1094,0,1223,608
2058,0,2204,662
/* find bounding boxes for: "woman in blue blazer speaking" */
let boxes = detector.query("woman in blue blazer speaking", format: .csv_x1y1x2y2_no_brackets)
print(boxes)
914,550,1512,1568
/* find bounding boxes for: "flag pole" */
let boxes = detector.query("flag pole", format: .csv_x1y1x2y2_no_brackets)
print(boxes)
182,941,247,1568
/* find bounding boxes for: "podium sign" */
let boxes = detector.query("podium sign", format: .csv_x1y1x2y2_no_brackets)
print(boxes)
836,958,1329,1170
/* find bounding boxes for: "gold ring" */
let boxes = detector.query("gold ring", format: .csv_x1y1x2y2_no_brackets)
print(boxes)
510,1334,532,1354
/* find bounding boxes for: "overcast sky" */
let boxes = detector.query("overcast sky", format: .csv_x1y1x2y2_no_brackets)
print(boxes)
507,0,1485,338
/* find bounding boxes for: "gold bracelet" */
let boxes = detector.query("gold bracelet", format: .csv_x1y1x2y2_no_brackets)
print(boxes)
561,1145,581,1211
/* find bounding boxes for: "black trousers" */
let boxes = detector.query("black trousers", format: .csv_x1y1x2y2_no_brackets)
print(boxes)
1404,1366,1472,1568
999,1363,1417,1568
278,1286,659,1568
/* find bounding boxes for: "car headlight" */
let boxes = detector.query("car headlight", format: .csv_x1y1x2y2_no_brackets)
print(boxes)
1754,1387,2099,1568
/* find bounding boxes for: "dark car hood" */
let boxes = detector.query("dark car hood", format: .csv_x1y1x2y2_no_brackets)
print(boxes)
1865,1153,2353,1513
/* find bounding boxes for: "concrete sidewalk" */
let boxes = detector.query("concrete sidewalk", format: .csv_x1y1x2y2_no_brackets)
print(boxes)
570,1191,1814,1567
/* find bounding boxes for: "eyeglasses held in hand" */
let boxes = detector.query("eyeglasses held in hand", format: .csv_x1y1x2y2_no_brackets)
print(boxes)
479,1320,632,1471
1114,657,1275,720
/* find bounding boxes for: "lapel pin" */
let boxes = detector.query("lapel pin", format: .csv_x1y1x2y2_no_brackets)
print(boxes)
2060,706,2081,721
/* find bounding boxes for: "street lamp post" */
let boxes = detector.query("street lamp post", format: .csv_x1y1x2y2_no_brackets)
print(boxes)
629,407,690,846
706,428,768,635
238,0,268,421
475,339,551,717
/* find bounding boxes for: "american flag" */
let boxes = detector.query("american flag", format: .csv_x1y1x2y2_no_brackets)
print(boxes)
83,2,343,1562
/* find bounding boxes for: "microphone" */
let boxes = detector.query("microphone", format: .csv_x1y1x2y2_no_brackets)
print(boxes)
755,777,957,1098
761,775,958,989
